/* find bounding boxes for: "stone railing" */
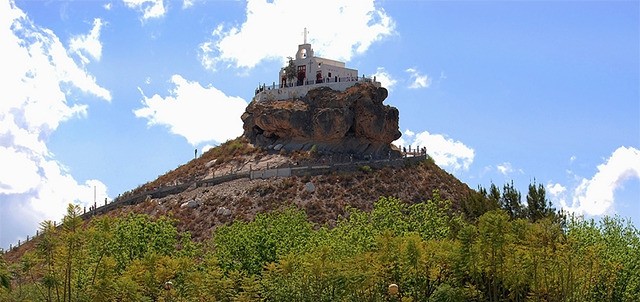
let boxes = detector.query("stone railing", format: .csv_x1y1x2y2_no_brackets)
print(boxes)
254,76,380,102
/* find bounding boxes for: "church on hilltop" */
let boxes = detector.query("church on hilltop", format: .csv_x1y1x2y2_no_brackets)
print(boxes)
255,29,379,102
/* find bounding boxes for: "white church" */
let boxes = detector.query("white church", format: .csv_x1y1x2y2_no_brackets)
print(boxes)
255,29,380,101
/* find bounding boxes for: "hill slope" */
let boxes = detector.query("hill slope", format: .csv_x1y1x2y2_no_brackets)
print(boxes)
98,137,474,242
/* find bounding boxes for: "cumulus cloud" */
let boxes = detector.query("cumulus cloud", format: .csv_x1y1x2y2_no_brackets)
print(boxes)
201,144,215,153
406,67,431,89
182,0,196,9
122,0,166,20
497,162,513,175
0,0,111,248
199,0,394,71
394,129,475,173
69,18,104,64
372,67,397,91
552,146,640,216
134,75,248,146
496,162,524,176
546,182,566,197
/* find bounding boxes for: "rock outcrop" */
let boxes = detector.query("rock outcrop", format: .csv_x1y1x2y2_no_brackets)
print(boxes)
241,83,401,158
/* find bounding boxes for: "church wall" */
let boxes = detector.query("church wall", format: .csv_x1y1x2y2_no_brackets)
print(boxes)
255,78,380,102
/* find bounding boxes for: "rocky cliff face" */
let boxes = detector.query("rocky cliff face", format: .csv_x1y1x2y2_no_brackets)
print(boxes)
241,83,401,158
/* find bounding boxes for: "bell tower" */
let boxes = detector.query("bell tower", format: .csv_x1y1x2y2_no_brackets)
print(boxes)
296,28,313,60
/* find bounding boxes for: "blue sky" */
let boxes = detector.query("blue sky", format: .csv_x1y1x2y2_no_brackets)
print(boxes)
1,0,638,249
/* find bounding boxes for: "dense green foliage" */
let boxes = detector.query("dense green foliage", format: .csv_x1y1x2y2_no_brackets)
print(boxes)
2,187,639,301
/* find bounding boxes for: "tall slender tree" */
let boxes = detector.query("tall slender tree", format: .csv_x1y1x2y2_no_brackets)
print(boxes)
61,204,82,302
37,220,60,302
526,180,554,222
501,181,523,219
488,183,501,209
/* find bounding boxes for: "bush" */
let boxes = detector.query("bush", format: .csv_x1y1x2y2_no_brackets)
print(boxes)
359,165,372,173
430,284,467,302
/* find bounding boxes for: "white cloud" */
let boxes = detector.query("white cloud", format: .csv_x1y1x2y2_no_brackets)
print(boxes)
69,18,104,64
182,0,195,9
201,144,214,152
198,39,217,72
0,0,111,248
199,0,394,71
0,147,40,195
555,146,640,216
104,3,112,10
393,137,407,149
569,155,577,163
496,161,523,176
122,0,166,20
394,129,475,173
406,67,431,89
547,182,566,197
372,67,396,91
392,129,414,150
497,162,513,175
134,75,248,146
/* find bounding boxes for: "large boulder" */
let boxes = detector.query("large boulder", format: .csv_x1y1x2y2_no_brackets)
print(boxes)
241,83,401,158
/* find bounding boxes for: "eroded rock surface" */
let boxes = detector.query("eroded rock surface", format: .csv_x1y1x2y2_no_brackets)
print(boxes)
242,83,401,158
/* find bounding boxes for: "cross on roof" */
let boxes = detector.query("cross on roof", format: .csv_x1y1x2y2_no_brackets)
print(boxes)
303,27,308,44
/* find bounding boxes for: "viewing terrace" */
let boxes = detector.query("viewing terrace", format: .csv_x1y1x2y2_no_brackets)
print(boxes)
254,75,380,102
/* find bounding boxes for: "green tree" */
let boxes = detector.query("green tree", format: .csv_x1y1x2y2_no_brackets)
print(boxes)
283,57,297,85
85,217,114,287
407,192,456,241
462,186,499,222
60,204,83,302
0,256,10,291
475,210,511,301
110,214,178,271
582,216,640,301
526,180,555,222
488,183,501,209
36,220,61,302
213,208,314,275
5,193,640,301
501,181,524,219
